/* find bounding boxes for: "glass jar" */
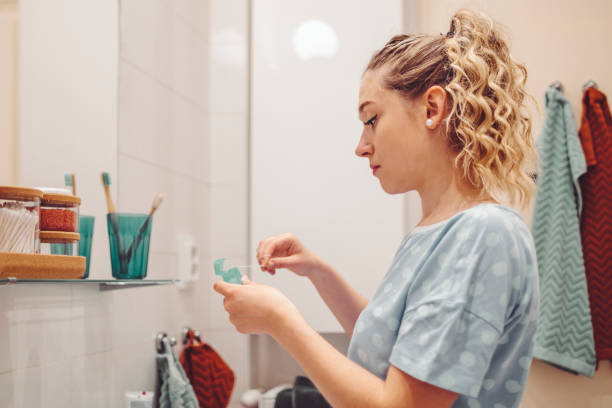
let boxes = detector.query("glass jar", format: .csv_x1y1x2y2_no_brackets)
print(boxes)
40,231,80,256
0,186,43,253
40,192,81,233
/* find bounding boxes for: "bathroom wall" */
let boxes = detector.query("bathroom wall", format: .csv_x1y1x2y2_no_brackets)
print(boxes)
404,1,612,407
1,0,250,407
3,0,119,406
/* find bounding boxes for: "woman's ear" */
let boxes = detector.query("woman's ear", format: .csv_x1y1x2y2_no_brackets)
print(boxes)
423,85,447,129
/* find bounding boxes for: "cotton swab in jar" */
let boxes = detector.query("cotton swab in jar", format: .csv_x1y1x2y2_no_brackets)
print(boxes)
8,209,37,253
0,206,38,253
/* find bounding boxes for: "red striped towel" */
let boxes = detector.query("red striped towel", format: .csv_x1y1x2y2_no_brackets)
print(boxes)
180,330,235,408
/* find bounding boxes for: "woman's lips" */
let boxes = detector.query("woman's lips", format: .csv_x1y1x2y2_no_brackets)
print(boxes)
372,165,380,175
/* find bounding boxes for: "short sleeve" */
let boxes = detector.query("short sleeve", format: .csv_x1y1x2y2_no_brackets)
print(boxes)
389,208,528,397
389,301,501,397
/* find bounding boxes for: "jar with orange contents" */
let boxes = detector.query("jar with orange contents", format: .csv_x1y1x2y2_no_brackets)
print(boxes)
40,191,81,233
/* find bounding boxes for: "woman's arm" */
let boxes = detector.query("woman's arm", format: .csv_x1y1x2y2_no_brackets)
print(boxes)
307,259,369,337
214,280,459,408
257,233,368,336
273,310,458,408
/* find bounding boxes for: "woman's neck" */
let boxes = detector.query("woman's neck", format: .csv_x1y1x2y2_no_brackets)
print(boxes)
417,171,495,227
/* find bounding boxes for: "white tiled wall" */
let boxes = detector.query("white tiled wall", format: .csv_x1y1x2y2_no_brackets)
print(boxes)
205,0,251,404
3,0,250,407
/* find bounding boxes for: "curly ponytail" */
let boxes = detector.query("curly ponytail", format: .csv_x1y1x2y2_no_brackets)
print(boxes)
366,9,537,206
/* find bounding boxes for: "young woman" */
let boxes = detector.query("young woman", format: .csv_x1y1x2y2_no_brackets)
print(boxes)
214,9,539,408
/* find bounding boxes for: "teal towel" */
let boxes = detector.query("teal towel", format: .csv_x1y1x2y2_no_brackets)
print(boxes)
531,87,596,377
155,337,199,408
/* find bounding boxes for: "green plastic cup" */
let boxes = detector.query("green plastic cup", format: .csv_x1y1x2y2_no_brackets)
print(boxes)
78,215,95,278
107,213,152,279
50,243,74,255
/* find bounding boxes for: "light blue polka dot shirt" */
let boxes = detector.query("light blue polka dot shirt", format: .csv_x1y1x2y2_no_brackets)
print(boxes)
347,203,539,408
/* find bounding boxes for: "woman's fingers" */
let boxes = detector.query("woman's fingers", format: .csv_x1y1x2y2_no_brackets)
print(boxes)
241,274,257,285
213,279,233,296
268,234,298,263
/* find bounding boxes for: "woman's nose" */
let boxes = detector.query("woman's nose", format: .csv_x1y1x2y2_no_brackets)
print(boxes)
355,135,373,158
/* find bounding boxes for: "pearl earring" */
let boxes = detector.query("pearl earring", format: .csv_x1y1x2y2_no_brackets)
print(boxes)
426,119,434,128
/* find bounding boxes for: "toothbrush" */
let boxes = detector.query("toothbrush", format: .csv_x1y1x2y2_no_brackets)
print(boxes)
101,172,125,274
123,193,164,262
100,172,116,213
64,173,76,195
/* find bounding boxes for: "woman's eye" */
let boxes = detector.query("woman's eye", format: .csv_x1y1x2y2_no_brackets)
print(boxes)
365,114,377,127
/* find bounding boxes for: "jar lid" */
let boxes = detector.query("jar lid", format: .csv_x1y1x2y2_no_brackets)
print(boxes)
0,186,44,201
40,231,80,243
36,187,71,195
41,193,81,207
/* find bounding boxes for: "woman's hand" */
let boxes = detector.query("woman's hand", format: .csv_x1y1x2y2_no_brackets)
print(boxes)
256,233,325,277
213,276,302,336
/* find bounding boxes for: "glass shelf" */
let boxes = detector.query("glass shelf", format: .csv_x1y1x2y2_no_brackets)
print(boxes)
0,277,178,291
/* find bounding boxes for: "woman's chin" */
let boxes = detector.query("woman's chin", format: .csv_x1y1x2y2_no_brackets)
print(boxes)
380,182,402,195
380,180,413,195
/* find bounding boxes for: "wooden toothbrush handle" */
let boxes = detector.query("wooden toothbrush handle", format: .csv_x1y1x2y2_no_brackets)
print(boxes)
104,187,116,213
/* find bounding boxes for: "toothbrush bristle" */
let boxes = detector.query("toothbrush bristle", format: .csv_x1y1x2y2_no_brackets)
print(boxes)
101,172,111,186
64,173,73,186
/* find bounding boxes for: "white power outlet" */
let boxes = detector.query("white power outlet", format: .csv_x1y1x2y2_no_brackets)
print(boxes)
176,233,199,288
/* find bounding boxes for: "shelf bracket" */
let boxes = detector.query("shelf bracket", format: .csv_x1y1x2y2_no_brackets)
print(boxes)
99,280,177,291
0,277,16,287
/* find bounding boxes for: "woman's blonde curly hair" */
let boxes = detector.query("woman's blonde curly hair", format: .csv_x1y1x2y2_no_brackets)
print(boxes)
366,9,537,206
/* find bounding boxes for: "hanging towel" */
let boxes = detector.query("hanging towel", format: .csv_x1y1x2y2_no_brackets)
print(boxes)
578,86,612,361
179,330,235,408
531,86,596,377
154,337,199,408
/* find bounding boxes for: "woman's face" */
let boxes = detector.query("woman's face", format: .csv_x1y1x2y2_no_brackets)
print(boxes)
356,69,431,194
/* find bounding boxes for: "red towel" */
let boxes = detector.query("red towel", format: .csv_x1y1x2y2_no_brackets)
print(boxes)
578,87,612,361
180,330,235,408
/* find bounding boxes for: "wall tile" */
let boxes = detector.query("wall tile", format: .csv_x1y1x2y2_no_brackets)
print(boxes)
110,340,157,406
172,0,210,31
119,62,209,183
194,112,211,183
69,285,112,358
210,0,249,46
122,0,209,107
0,285,72,373
70,352,112,408
118,61,172,170
147,252,176,281
170,19,202,104
193,181,212,266
209,43,248,114
209,112,248,184
120,0,174,89
109,285,175,350
0,362,71,408
209,183,248,260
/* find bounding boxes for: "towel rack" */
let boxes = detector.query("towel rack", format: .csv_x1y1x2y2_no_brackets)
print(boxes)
155,332,177,353
583,80,598,92
549,80,564,93
182,326,202,344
